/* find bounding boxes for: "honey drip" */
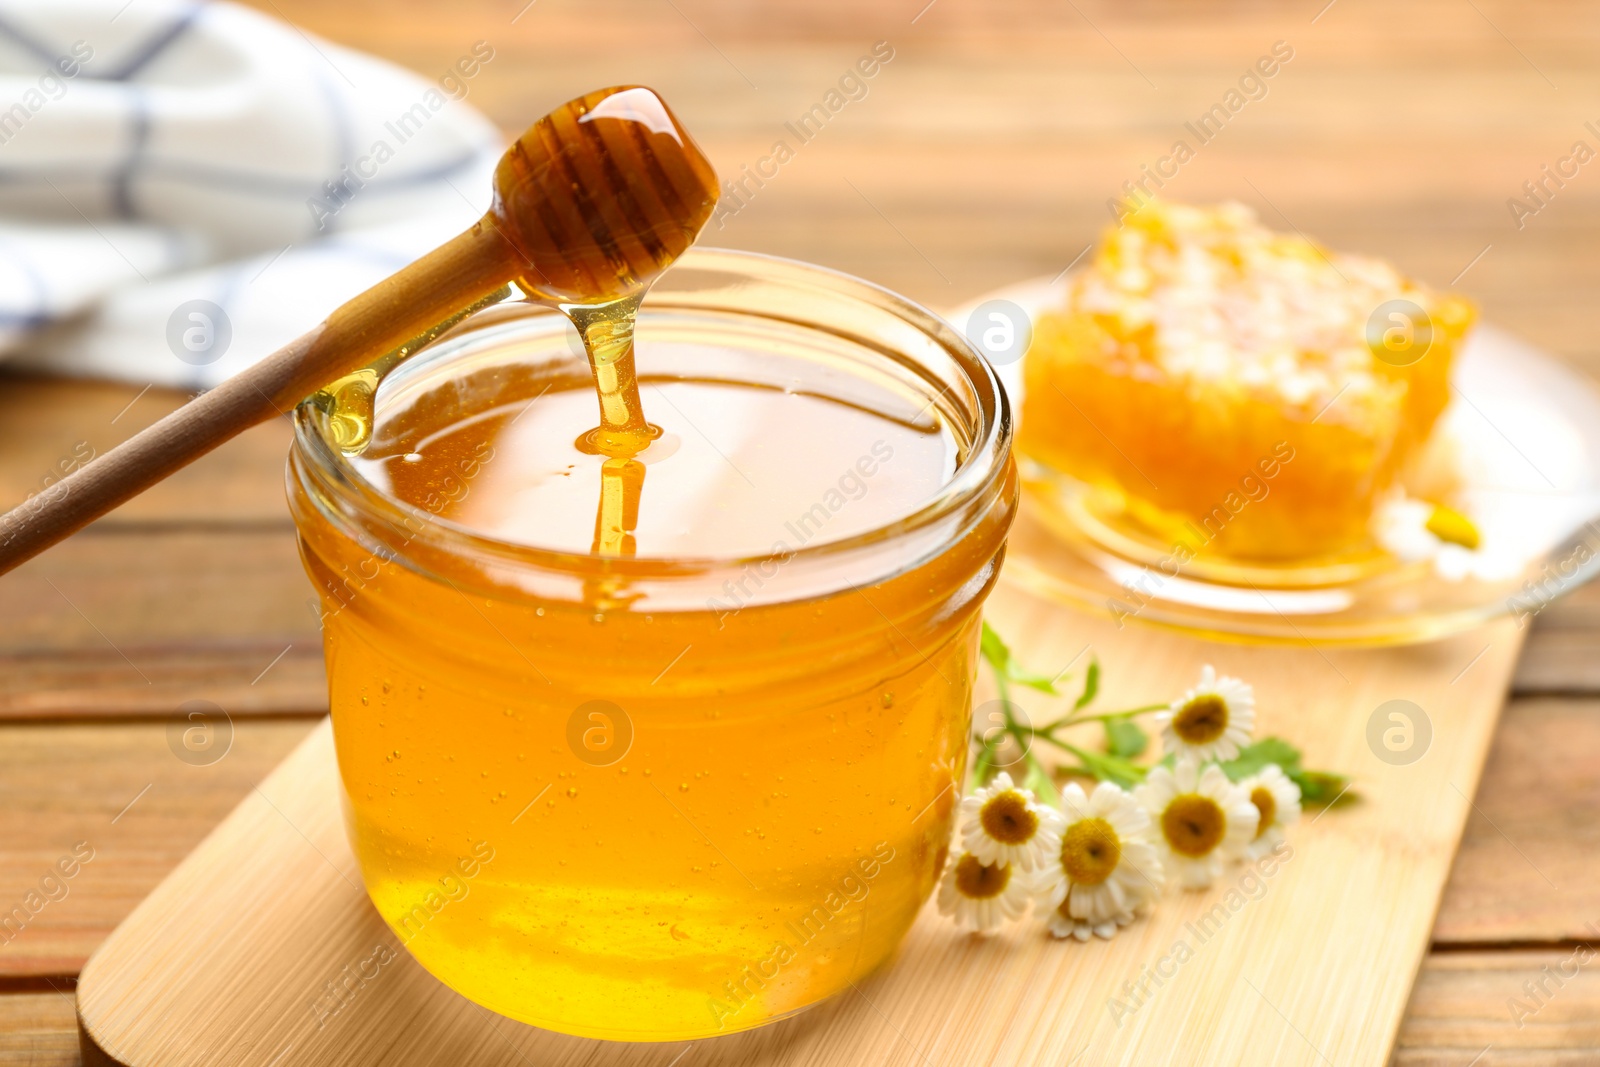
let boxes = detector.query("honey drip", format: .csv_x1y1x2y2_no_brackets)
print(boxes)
591,456,646,557
564,296,677,559
565,294,651,453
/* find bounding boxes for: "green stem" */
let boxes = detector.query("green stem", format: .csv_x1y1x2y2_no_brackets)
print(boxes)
1032,733,1096,765
1036,738,1148,786
973,660,1158,795
970,742,996,788
1038,703,1168,733
1021,750,1061,807
969,672,1009,790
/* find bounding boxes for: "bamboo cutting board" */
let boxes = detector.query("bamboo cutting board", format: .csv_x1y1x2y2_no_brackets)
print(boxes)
75,583,1524,1066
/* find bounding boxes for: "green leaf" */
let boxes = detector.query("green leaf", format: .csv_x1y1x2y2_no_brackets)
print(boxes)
979,621,1012,675
1103,715,1148,759
1291,769,1353,806
1021,755,1060,807
1070,746,1147,789
979,621,1059,694
1011,672,1061,694
1215,737,1355,807
970,742,996,792
1217,737,1304,782
1074,658,1100,710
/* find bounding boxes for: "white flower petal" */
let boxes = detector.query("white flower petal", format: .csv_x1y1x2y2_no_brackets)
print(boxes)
1162,668,1257,762
937,852,1032,934
961,776,1061,873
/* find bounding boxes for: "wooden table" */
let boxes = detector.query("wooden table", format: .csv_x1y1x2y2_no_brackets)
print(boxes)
2,1,1597,1062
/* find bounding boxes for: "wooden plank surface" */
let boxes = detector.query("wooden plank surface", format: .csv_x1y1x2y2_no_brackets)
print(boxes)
0,527,322,719
1433,698,1600,946
0,379,293,526
0,0,1596,1061
1510,584,1600,694
0,993,79,1067
31,957,1600,1067
1398,952,1600,1065
0,722,313,977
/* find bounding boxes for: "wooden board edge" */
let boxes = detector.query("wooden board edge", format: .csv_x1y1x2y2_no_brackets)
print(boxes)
79,1010,122,1067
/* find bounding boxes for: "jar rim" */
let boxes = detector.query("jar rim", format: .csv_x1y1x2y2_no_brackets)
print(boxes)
290,247,1012,582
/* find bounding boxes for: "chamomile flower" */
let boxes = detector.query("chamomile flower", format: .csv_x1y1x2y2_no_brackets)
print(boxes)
1034,781,1163,928
959,772,1064,873
936,852,1030,932
1373,495,1520,583
1046,904,1135,942
1135,759,1259,889
1156,665,1256,763
1238,763,1301,860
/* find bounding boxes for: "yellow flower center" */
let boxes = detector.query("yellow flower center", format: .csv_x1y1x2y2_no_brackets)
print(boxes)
1060,817,1121,886
1161,794,1226,857
1250,786,1276,841
1172,694,1229,745
980,790,1039,845
1426,504,1481,550
953,853,1011,900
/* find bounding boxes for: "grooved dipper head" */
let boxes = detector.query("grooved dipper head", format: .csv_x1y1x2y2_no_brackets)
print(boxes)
493,86,720,305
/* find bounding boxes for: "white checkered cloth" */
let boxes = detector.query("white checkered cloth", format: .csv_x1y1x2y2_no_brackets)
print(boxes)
0,0,503,388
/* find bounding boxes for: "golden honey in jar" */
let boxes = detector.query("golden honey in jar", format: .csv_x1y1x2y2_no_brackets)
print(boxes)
289,250,1016,1040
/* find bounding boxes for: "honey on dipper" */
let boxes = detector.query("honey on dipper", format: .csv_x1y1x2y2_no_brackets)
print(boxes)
291,87,1017,1039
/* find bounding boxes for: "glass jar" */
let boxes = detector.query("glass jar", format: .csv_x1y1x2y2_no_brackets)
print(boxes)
288,248,1016,1040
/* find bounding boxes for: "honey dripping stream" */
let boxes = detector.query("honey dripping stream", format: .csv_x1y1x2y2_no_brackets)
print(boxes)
564,293,658,558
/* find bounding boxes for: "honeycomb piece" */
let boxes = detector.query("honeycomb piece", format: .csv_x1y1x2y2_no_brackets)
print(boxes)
1020,201,1474,561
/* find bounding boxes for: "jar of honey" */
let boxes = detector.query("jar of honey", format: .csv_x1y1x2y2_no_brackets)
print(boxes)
288,248,1016,1040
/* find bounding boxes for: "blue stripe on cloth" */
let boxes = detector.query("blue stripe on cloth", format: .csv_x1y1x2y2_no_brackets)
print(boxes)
0,11,60,67
0,309,52,328
0,233,58,331
110,86,151,219
103,3,205,81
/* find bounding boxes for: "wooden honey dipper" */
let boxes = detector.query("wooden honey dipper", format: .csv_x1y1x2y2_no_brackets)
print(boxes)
0,85,718,575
